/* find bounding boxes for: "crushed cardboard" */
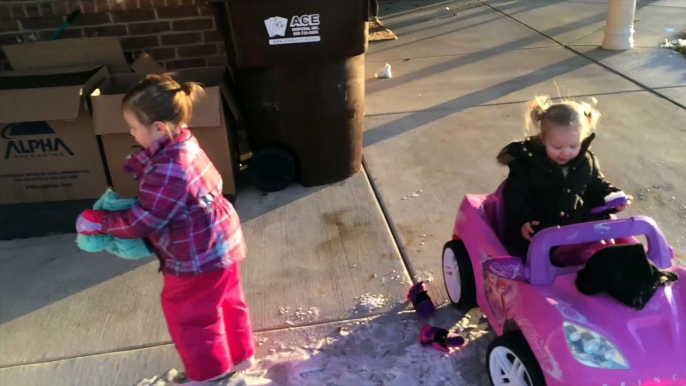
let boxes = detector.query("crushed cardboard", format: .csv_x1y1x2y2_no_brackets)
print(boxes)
2,37,130,74
130,52,165,75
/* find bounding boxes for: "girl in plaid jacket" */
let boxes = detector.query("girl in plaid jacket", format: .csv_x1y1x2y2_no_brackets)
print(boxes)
76,74,254,385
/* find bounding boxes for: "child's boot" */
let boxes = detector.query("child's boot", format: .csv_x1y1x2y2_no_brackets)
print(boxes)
229,356,255,373
419,325,465,352
407,282,435,318
165,356,253,386
167,372,240,386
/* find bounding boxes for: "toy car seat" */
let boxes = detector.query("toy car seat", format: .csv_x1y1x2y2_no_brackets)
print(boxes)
493,181,507,242
491,181,526,259
481,181,507,241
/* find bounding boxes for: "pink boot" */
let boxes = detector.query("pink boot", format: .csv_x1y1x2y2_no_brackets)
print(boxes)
419,325,465,352
407,282,435,318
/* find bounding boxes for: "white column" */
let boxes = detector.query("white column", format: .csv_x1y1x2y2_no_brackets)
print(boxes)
601,0,638,50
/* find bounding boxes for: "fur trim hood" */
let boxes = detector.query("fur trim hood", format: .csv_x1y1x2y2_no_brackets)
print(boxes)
497,133,596,166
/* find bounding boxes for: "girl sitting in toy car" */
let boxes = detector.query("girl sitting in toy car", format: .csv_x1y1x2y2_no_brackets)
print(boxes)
498,96,633,264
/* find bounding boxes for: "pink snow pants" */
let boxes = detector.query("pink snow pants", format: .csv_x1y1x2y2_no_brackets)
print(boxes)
161,264,255,382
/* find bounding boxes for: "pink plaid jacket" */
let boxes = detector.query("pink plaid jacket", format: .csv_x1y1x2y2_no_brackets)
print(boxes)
103,126,246,276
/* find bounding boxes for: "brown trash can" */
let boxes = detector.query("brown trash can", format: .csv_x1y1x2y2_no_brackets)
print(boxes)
209,0,368,191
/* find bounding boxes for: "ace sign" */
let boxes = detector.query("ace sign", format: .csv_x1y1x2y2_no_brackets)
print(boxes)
265,14,321,45
290,14,320,28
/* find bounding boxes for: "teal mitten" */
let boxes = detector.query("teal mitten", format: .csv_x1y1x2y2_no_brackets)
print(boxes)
76,189,154,260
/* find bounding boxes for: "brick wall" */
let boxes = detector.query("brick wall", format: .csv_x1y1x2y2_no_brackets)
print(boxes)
0,0,228,71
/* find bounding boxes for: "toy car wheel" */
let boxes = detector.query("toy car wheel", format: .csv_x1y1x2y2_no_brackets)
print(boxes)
248,147,297,192
442,239,476,311
487,331,546,386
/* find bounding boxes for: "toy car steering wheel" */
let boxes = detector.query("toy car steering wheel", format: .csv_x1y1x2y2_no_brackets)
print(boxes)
590,192,628,214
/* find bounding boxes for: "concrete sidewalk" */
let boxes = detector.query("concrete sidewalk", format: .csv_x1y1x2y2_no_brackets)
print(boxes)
0,171,411,363
364,0,686,304
1,0,685,384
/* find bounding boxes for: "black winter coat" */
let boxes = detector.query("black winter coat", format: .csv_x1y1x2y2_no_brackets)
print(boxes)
498,133,620,255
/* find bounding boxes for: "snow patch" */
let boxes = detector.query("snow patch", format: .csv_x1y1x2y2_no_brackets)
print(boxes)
356,294,389,311
134,311,493,386
413,271,435,283
661,38,686,54
380,269,410,285
278,306,321,324
401,190,423,201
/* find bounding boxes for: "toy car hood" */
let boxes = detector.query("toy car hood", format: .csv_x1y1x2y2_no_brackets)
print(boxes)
536,270,686,376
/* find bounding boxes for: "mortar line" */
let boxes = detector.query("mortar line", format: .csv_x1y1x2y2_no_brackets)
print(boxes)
360,160,419,284
367,45,560,63
364,89,651,118
378,0,476,22
654,85,686,90
0,342,175,371
568,44,673,49
560,0,682,6
482,2,686,111
0,311,418,371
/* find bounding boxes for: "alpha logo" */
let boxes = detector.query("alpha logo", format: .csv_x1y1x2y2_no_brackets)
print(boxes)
2,122,74,160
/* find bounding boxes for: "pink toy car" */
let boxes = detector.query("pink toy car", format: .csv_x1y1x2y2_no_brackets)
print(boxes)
442,183,686,386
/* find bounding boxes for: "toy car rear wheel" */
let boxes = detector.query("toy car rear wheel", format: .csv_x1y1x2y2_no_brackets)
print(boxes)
487,331,546,386
248,147,297,192
442,239,476,311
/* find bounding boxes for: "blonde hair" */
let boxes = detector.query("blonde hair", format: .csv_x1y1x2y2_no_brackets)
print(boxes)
525,96,600,139
122,73,205,131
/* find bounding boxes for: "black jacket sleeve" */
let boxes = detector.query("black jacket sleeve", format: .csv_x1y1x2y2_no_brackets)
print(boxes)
585,152,621,209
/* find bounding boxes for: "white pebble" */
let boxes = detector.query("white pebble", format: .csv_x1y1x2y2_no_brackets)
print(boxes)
375,63,393,79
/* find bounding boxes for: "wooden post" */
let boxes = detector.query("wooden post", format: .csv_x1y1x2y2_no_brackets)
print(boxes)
602,0,638,50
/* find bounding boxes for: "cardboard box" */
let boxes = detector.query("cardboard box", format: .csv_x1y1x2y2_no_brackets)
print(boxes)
130,52,165,75
0,37,168,205
91,67,239,198
0,67,110,204
2,37,164,76
2,37,130,74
